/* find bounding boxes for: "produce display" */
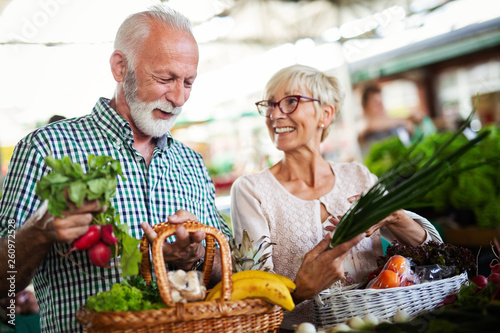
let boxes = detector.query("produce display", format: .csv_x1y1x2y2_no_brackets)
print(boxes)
36,155,142,276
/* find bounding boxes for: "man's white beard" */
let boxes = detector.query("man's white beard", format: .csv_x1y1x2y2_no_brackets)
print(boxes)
123,69,182,138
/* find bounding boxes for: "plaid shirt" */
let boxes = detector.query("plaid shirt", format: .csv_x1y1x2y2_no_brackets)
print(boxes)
0,98,231,332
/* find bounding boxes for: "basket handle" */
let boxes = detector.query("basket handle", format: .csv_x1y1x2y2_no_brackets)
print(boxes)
139,221,232,307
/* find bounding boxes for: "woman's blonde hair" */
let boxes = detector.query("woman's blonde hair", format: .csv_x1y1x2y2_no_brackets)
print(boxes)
263,64,345,141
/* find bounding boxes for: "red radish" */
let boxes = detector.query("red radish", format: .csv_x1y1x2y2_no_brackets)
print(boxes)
67,225,101,254
88,242,112,268
101,225,118,245
490,262,500,275
436,293,457,308
469,275,488,292
442,294,457,305
491,238,500,274
488,273,499,284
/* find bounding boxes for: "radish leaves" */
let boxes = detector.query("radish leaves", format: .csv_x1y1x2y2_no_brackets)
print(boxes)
35,155,141,277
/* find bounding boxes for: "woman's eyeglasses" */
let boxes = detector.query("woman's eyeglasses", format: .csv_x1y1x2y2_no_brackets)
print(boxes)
255,95,320,117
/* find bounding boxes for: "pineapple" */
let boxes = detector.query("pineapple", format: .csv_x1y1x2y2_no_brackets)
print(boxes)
229,230,275,272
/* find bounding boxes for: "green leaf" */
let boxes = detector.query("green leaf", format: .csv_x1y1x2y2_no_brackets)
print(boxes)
119,235,141,277
68,180,87,207
45,173,71,184
87,178,108,196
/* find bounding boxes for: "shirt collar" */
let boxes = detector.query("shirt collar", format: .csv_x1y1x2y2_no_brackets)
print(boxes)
92,97,174,151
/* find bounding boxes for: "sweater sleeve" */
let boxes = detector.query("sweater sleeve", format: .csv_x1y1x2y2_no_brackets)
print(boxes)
230,175,274,271
380,210,443,244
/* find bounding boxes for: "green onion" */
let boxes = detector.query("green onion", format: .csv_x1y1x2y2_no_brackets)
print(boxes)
329,106,499,248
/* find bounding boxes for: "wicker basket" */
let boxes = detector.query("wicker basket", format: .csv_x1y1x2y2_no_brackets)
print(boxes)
313,272,468,329
77,221,284,332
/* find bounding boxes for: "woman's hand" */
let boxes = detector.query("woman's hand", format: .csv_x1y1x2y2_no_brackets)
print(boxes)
346,195,427,245
141,210,206,270
364,209,405,237
292,233,364,303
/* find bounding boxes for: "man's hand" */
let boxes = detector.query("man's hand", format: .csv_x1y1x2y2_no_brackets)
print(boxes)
141,210,205,270
292,233,364,302
28,199,104,245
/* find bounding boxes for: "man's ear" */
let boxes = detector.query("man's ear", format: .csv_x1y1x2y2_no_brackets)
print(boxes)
110,50,127,82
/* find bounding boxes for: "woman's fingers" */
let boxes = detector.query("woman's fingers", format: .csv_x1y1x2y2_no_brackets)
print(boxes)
347,194,361,204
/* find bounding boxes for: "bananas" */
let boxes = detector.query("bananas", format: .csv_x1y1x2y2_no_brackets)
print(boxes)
205,270,295,312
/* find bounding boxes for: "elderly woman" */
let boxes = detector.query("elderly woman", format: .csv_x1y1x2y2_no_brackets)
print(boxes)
230,64,442,331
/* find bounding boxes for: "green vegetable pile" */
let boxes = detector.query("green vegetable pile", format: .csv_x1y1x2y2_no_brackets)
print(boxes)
365,125,500,228
378,241,476,277
35,155,142,277
124,275,163,304
85,282,166,312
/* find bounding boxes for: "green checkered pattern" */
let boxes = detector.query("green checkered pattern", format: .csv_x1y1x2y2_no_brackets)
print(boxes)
0,98,231,332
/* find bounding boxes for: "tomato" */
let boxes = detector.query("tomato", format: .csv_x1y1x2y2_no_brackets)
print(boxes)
400,280,414,287
370,270,401,289
384,255,407,276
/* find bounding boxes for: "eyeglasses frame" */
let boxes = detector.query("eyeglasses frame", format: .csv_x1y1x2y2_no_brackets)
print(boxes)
255,95,320,117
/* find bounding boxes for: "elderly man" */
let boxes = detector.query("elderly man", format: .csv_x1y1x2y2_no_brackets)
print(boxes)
0,6,230,332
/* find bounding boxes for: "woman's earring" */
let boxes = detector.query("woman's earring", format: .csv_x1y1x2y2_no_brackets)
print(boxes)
320,123,325,128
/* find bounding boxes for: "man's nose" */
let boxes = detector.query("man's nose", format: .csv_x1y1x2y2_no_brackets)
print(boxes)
168,81,189,107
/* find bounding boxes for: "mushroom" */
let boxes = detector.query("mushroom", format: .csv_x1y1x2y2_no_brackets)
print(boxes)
168,270,188,303
180,271,206,301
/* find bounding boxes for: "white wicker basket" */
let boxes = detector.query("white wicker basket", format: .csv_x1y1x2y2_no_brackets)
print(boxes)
313,272,468,329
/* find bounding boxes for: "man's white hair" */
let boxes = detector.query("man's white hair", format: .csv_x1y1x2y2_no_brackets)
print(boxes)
114,5,193,70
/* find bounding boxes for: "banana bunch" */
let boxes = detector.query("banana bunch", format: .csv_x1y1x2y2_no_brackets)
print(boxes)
205,270,296,311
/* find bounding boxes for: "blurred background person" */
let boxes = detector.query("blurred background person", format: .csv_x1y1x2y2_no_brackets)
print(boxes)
47,115,66,124
358,84,415,157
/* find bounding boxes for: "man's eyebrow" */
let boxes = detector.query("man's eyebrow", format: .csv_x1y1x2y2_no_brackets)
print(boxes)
151,72,196,81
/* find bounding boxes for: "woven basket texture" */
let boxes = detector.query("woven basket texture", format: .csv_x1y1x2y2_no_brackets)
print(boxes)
313,272,468,329
76,221,284,332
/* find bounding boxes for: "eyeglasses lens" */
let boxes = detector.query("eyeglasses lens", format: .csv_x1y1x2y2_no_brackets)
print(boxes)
257,96,303,116
282,96,299,113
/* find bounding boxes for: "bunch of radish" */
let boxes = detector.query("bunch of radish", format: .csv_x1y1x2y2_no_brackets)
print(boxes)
65,224,119,268
438,238,500,307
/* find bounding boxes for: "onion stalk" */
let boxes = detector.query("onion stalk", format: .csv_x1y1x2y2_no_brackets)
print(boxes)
329,106,498,248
